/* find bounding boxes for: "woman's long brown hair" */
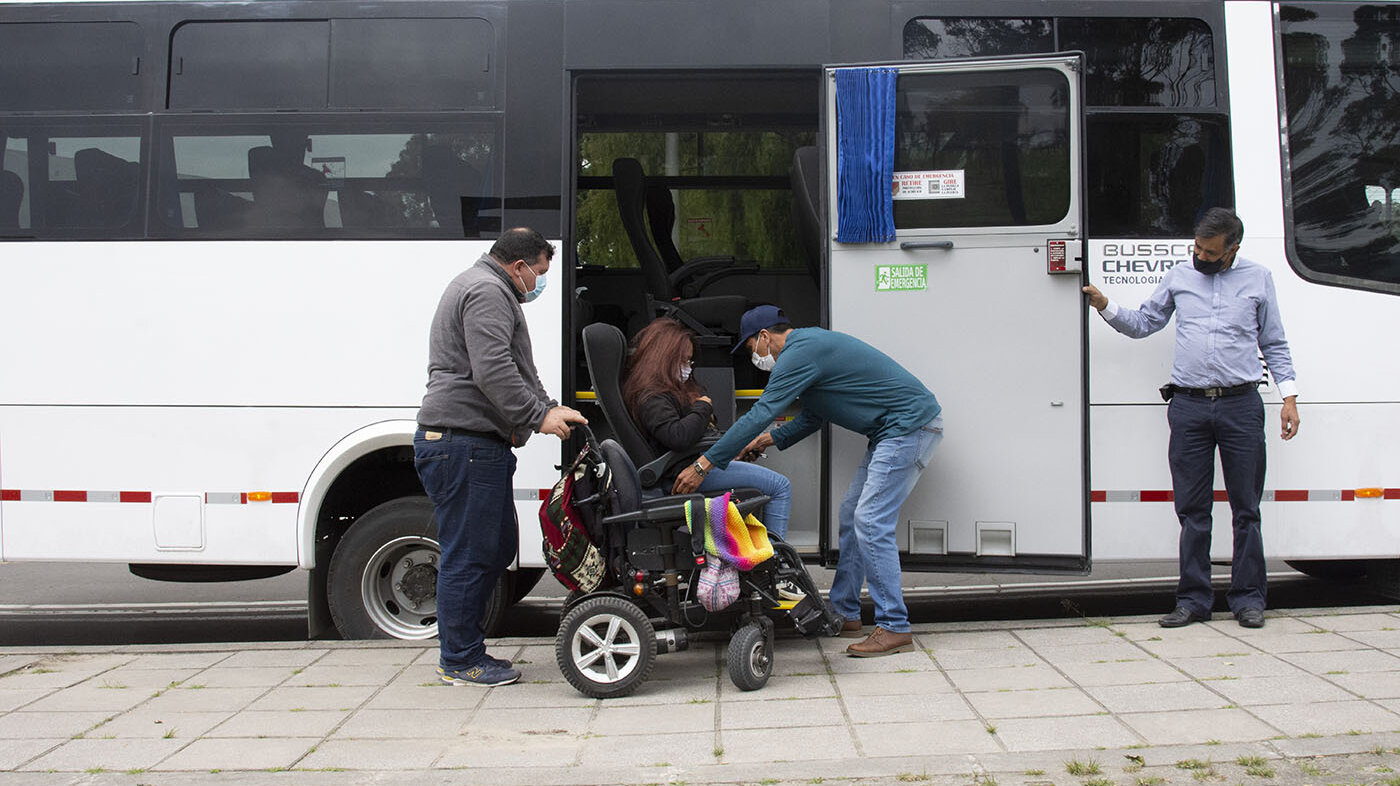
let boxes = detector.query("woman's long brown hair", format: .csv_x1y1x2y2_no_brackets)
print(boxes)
623,318,704,423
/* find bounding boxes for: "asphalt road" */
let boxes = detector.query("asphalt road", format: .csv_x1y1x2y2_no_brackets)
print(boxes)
0,560,1391,647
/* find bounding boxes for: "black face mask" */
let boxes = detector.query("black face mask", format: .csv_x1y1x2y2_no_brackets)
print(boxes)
1192,252,1227,275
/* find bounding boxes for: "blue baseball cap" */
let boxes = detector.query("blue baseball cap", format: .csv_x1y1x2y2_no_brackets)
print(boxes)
732,305,788,354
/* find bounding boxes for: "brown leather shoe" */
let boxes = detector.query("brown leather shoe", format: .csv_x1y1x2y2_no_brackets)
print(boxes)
839,618,864,638
846,626,914,657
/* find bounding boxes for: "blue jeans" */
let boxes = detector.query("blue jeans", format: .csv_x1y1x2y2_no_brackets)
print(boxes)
1167,390,1267,615
829,416,943,634
413,430,517,671
699,460,792,539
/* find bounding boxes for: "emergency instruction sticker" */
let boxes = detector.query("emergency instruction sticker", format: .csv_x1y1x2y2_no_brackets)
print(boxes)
892,170,965,200
875,264,927,292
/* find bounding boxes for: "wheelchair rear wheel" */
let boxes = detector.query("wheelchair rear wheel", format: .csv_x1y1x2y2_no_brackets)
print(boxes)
556,595,657,699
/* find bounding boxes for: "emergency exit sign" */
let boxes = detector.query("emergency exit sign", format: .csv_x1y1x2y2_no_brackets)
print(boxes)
875,264,927,292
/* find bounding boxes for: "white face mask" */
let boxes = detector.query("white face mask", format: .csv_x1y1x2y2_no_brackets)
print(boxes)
750,334,777,372
679,362,693,383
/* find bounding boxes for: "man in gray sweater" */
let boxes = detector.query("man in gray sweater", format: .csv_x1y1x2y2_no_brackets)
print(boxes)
415,227,586,687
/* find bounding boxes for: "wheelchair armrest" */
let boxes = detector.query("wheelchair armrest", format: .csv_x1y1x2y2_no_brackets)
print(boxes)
601,493,706,527
637,436,721,489
733,494,770,517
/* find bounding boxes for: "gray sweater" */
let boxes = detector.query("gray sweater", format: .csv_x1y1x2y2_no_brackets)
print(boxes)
415,254,555,447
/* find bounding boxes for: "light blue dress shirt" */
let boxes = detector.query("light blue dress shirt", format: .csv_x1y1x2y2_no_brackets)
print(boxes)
1100,256,1298,399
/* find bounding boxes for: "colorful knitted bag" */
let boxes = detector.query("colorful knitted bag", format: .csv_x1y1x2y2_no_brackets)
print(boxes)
693,492,775,572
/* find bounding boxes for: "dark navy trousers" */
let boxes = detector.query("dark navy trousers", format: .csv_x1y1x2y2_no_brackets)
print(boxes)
1166,388,1267,616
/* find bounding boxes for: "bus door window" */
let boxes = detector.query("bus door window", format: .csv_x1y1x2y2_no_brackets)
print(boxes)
1,134,26,231
904,15,1232,239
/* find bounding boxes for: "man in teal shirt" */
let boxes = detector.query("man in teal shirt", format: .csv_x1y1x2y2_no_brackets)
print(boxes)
673,306,943,656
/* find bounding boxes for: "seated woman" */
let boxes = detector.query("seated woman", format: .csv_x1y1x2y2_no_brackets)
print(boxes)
622,317,792,539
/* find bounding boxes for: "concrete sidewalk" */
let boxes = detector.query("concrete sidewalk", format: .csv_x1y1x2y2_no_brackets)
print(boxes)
3,606,1400,786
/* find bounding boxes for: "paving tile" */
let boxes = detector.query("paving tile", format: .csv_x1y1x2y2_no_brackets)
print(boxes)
0,711,110,739
832,669,954,697
824,647,938,673
314,648,424,667
1237,632,1369,653
853,719,1001,757
216,649,328,669
1030,640,1149,665
207,709,350,738
719,674,834,702
991,714,1142,752
86,710,230,740
1086,681,1229,713
1013,625,1127,649
722,724,859,763
1207,673,1358,706
0,690,50,713
287,664,405,688
943,664,1073,693
19,684,153,713
1279,649,1400,674
298,738,450,771
327,708,466,739
111,652,233,670
1327,671,1400,699
1171,653,1304,680
576,677,713,708
83,667,204,691
965,687,1103,718
21,738,186,771
142,686,266,713
461,706,593,736
573,729,712,768
1296,612,1400,632
1134,634,1261,659
187,667,297,689
244,685,376,711
1118,707,1281,744
441,729,585,768
933,647,1040,670
1055,658,1188,687
843,691,976,724
0,738,62,770
924,630,1022,650
720,697,842,730
0,656,39,676
1226,616,1326,635
1249,700,1400,736
363,683,490,711
1122,620,1232,642
1337,629,1400,649
592,701,714,735
153,737,318,771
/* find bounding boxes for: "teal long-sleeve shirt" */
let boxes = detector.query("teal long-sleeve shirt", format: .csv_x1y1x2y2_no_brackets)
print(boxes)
703,328,941,469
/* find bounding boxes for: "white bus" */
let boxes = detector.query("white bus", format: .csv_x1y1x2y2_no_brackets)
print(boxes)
1,0,1396,640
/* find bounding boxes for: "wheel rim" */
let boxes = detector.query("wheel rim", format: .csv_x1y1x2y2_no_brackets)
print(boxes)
360,535,440,640
746,637,769,677
570,611,643,684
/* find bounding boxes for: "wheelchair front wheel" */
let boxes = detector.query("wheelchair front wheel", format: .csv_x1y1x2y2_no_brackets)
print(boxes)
727,620,773,692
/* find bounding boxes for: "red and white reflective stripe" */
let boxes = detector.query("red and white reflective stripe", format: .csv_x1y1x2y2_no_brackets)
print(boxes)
1092,489,1400,502
0,490,298,504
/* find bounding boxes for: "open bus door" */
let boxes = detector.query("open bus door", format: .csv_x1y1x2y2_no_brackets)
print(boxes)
821,54,1089,573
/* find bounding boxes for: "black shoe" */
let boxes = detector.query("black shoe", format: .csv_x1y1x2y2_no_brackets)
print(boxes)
1158,607,1209,628
1234,608,1266,628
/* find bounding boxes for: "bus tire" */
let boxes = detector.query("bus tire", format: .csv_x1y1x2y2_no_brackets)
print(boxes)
1285,559,1368,582
508,567,545,605
326,496,506,640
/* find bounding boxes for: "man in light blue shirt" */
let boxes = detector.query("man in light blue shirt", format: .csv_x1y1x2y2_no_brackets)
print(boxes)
672,305,942,656
1084,208,1300,629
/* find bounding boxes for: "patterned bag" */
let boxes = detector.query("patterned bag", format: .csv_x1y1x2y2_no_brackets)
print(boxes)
538,447,608,593
695,555,740,611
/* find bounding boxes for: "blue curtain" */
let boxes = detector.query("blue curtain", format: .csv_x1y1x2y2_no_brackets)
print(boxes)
834,67,897,244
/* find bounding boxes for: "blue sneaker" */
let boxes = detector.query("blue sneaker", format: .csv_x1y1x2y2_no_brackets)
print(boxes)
438,662,520,687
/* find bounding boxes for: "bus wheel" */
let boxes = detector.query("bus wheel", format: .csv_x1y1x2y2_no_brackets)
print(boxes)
326,496,505,640
1285,559,1368,581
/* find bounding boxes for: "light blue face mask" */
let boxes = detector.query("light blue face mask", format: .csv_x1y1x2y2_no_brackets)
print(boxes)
515,264,548,303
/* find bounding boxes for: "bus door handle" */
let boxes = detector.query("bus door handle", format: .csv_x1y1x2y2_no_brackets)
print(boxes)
899,241,954,251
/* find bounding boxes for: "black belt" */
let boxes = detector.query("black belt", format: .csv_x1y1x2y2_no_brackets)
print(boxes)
417,425,509,445
1167,382,1259,399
